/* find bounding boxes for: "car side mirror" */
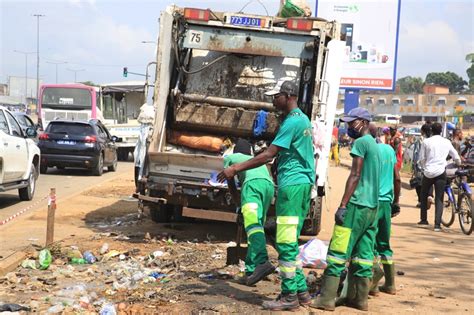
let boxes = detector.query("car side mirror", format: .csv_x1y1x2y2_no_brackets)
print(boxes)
111,136,122,143
25,127,37,138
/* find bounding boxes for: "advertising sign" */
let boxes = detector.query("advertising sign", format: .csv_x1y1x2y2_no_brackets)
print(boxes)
316,0,401,91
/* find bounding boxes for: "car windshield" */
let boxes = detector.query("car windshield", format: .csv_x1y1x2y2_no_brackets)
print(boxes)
47,123,93,136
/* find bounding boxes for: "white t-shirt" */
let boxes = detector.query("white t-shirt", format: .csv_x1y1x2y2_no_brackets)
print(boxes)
420,135,461,178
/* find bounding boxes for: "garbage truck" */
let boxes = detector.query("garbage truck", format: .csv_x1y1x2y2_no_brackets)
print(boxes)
134,5,344,235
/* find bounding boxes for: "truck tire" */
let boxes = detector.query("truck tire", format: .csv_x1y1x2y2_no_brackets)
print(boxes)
19,164,37,201
301,197,322,236
117,148,128,161
145,202,173,223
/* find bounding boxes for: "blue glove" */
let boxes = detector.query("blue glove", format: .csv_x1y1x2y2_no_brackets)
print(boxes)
335,207,347,225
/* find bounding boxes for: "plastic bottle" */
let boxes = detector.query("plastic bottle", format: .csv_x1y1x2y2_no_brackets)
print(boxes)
38,249,52,270
99,303,117,315
70,258,87,264
83,251,97,264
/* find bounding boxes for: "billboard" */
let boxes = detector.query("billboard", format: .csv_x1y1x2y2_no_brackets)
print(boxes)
316,0,401,91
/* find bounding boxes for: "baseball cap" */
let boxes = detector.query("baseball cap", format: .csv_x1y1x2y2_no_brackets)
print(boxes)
340,107,372,123
265,80,298,96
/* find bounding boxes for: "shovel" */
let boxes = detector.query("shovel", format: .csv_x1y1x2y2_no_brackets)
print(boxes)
226,209,248,265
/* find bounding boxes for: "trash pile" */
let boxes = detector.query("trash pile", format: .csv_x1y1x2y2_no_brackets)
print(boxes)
0,234,248,314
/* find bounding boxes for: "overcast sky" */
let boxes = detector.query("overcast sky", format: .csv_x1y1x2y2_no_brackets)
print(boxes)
1,0,473,86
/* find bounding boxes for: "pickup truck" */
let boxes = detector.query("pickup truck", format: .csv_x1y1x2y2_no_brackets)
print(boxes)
135,5,344,235
0,106,41,200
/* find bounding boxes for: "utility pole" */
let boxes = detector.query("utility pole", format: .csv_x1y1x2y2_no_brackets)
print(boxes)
46,61,67,83
33,14,45,113
13,50,36,106
67,68,85,83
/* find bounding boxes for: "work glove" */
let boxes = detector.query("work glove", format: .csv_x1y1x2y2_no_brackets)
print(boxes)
391,203,401,218
335,207,347,225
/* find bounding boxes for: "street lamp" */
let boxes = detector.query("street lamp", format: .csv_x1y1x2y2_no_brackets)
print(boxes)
46,61,67,83
13,50,36,105
33,14,45,113
67,68,85,83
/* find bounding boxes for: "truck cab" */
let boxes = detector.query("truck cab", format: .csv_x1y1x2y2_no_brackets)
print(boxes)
136,6,344,235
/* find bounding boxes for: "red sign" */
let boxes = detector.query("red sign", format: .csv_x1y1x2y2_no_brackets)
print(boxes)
340,78,393,88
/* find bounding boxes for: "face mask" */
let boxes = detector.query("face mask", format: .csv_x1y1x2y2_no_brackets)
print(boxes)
347,120,364,139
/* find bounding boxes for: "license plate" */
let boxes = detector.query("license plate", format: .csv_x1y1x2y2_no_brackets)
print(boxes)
229,15,263,28
57,140,76,145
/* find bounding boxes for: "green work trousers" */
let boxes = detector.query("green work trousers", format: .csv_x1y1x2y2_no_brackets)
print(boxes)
275,184,312,294
325,202,378,278
374,201,394,265
241,179,275,275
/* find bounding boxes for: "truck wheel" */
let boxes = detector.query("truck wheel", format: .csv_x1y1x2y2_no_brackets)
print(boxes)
117,148,128,161
19,164,37,201
144,202,173,223
301,197,322,236
40,164,47,174
92,153,104,176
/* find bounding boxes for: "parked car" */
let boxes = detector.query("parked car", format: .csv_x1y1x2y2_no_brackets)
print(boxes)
0,106,40,200
38,119,119,176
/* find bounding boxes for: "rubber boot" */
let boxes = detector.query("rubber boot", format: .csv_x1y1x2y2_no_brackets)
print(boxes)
379,264,396,295
347,277,370,311
369,263,384,296
262,293,299,311
311,275,340,311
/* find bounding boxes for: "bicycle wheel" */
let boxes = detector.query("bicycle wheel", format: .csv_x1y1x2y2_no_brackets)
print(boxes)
442,191,456,227
458,193,473,235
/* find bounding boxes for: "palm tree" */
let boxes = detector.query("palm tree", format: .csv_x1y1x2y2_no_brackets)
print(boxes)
466,53,474,63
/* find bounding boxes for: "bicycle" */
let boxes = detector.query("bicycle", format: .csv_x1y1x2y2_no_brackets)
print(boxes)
442,168,474,235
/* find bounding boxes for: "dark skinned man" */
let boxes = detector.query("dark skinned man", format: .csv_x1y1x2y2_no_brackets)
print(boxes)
389,126,403,170
368,123,401,297
313,107,380,312
218,80,315,311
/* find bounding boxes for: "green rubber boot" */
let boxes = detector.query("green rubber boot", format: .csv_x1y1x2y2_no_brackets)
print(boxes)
336,272,355,306
369,263,384,296
311,275,340,311
347,277,370,311
379,264,396,295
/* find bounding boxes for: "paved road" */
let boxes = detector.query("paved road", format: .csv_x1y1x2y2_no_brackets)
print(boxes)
0,162,134,225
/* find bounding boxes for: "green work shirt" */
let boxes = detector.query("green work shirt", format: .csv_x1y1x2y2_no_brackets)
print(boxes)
349,134,380,208
378,143,397,203
272,108,315,188
224,153,273,186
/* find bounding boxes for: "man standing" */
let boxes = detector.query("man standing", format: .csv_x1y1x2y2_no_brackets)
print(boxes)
223,139,275,285
419,122,461,231
313,107,380,312
368,124,401,296
218,80,315,311
389,126,403,170
330,123,340,166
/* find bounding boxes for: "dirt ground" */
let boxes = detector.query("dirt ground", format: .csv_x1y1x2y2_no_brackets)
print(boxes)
1,155,473,314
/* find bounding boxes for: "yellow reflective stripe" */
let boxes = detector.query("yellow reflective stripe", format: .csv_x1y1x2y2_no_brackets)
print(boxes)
327,255,346,265
276,216,299,225
381,259,394,265
242,203,259,228
247,226,264,237
329,225,352,254
352,257,373,267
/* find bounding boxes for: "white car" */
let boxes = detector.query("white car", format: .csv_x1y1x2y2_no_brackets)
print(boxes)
0,106,41,200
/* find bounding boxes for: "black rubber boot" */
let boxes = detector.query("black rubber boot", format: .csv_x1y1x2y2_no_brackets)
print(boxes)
369,263,384,296
311,275,340,311
297,291,312,306
379,264,396,295
246,261,275,286
347,276,370,311
262,293,299,311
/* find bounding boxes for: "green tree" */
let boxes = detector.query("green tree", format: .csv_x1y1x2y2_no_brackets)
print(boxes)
79,80,98,87
466,53,474,92
396,76,424,94
425,71,467,93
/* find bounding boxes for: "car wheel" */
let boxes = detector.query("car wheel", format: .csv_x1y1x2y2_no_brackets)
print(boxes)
39,164,47,174
92,153,104,176
108,151,118,172
19,164,37,201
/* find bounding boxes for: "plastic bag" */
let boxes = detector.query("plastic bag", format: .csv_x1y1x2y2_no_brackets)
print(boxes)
298,238,328,269
278,0,312,18
38,248,52,270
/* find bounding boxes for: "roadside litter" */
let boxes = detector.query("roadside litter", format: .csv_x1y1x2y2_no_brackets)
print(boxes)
299,238,329,269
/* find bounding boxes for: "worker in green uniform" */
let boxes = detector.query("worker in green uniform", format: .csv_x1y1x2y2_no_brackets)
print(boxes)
368,124,401,296
218,80,315,311
313,107,380,312
223,139,275,285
